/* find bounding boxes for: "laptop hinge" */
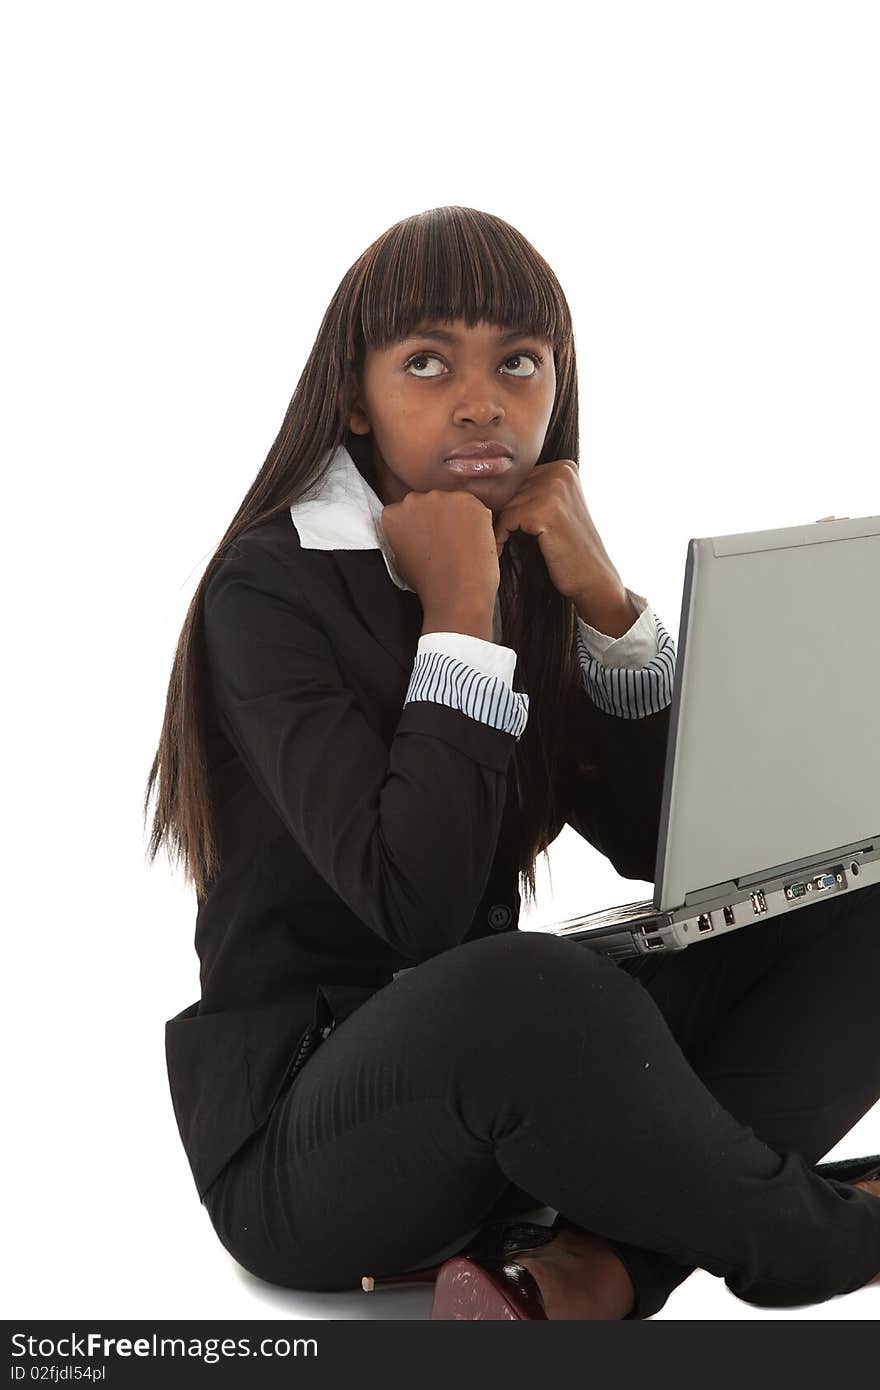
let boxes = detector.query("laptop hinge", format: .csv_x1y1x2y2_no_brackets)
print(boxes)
683,881,738,907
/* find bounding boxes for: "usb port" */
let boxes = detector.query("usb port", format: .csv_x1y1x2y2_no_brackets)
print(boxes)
642,931,664,951
751,890,767,915
723,905,735,925
697,913,713,933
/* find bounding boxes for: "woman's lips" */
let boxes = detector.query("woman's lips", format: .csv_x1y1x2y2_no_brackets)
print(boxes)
444,455,514,476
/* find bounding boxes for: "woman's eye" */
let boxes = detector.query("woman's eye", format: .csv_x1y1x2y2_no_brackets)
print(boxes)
403,350,542,378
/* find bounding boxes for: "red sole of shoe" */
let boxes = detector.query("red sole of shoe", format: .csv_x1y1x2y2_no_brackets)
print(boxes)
431,1257,543,1320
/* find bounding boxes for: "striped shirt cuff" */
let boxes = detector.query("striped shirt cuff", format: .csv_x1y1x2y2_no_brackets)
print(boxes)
404,647,529,740
576,612,677,718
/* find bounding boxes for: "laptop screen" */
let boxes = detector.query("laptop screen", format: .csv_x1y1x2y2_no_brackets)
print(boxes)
655,515,880,913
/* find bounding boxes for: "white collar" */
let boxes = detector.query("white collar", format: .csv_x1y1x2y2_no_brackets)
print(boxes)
289,443,413,592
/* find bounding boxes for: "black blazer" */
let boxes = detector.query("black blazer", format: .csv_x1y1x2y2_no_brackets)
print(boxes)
165,507,672,1200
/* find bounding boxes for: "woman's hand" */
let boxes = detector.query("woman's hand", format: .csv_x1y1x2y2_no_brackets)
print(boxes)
380,488,500,615
493,460,640,637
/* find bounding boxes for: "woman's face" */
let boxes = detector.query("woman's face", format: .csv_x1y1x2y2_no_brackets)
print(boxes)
347,317,557,513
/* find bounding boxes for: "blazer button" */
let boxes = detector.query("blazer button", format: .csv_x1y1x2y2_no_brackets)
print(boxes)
488,903,512,930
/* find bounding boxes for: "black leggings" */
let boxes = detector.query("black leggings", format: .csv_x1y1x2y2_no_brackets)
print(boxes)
203,880,880,1317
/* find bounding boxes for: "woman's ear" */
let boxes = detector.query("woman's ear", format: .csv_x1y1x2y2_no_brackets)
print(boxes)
339,373,370,436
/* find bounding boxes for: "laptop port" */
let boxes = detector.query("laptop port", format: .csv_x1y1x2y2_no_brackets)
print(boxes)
751,890,767,914
697,913,713,933
723,905,735,925
641,929,664,950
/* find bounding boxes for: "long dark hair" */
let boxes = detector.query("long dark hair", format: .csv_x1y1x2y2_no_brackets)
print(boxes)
143,205,599,910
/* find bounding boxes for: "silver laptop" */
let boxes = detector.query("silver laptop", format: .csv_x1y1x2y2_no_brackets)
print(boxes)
548,513,880,961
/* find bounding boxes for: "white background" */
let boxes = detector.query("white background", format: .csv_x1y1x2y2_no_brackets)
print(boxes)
3,0,878,1321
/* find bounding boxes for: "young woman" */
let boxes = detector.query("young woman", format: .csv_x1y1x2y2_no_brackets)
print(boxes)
145,205,880,1319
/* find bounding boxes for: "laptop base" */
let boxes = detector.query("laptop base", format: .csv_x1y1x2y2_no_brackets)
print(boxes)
547,841,880,960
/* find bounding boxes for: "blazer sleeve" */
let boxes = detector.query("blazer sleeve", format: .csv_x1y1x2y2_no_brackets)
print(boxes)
560,603,677,880
560,691,672,882
202,541,525,963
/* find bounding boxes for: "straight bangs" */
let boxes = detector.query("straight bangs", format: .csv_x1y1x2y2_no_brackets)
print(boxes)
347,206,574,366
